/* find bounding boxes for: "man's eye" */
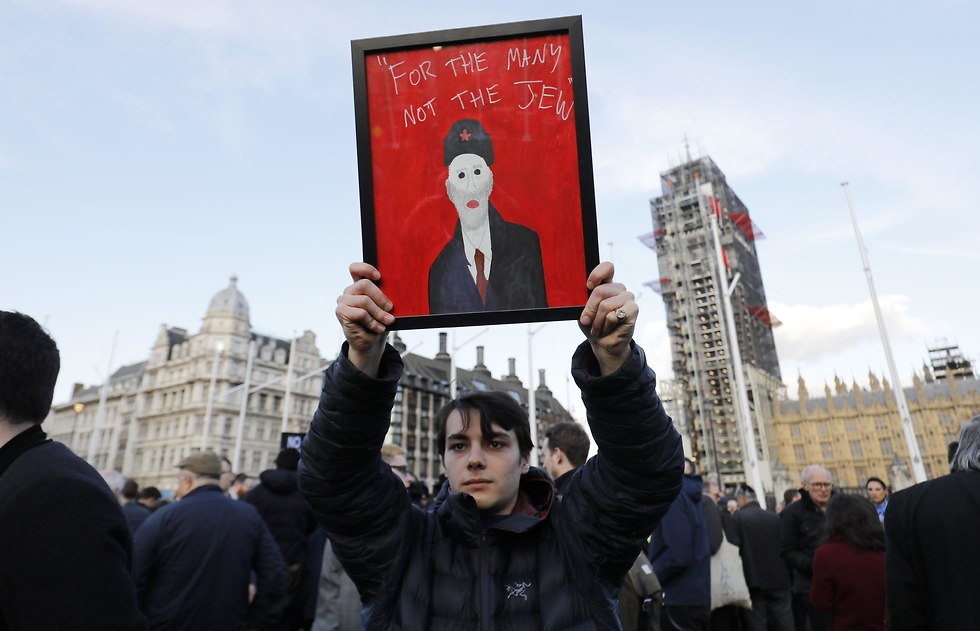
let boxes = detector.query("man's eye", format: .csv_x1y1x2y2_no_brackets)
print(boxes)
489,441,502,449
457,172,465,179
474,168,481,175
449,443,465,451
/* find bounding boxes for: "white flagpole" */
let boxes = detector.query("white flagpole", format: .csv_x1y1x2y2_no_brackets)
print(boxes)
201,343,223,450
281,334,297,435
842,182,927,483
232,340,256,472
87,330,119,466
701,183,767,507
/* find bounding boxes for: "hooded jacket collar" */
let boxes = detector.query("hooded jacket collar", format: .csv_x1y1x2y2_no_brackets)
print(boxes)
433,466,556,545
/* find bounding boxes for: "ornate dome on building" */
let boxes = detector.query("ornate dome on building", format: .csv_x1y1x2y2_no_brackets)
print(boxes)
206,275,250,321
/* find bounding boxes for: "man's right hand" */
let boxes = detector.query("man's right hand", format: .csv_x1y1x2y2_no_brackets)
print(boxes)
336,262,394,377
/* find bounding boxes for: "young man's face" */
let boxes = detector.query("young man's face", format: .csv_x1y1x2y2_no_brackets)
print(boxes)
443,409,529,515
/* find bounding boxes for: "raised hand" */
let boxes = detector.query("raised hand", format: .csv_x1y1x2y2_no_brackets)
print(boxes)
578,262,637,376
335,262,395,377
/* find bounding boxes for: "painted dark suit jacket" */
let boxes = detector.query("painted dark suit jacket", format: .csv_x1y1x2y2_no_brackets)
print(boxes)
428,204,547,314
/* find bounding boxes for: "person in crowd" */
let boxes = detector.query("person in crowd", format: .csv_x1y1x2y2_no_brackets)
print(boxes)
733,484,793,631
133,451,285,631
541,419,591,497
0,311,146,630
865,477,889,523
810,494,886,630
246,447,317,631
231,472,254,498
781,465,834,631
780,488,801,514
313,442,414,631
885,415,980,629
220,456,235,494
300,261,683,629
122,478,151,533
138,486,163,511
650,458,711,631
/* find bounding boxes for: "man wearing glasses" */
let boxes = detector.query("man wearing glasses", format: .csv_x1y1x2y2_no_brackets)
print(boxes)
780,465,834,631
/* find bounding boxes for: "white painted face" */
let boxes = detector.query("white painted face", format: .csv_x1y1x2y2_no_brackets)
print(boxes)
446,153,493,232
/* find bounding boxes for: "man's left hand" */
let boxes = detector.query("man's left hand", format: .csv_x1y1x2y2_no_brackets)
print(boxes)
578,261,636,376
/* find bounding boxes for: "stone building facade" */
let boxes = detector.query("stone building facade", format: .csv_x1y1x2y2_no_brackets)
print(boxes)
771,370,980,493
45,277,325,490
45,279,575,491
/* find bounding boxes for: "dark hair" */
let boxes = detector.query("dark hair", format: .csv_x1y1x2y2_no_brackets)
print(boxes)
544,421,590,468
139,486,162,500
865,476,888,492
122,479,139,500
435,391,532,459
783,488,800,505
234,473,249,484
824,494,885,552
275,448,301,471
0,312,60,424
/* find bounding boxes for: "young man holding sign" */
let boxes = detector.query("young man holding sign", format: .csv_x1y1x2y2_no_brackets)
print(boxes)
300,261,682,629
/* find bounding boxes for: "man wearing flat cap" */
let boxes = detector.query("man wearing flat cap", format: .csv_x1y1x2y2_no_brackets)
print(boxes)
428,118,548,314
133,450,286,631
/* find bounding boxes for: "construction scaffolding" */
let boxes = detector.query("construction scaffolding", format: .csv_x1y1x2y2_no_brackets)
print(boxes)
641,154,783,490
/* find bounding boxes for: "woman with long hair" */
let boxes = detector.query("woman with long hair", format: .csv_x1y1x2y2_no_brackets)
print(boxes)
810,494,887,630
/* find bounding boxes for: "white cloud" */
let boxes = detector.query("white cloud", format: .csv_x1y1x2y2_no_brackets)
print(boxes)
770,295,926,365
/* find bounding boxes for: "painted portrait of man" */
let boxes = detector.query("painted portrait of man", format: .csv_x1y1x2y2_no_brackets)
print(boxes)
428,118,548,314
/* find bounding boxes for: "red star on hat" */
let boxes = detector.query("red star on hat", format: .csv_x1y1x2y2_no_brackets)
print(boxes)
459,129,471,142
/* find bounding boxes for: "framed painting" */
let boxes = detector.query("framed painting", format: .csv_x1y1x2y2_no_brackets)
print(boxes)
352,15,598,330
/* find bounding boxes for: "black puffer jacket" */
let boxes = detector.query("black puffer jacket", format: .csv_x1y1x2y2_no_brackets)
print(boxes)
245,468,316,565
299,340,683,630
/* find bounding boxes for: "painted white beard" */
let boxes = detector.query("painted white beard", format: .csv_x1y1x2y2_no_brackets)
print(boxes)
448,173,493,233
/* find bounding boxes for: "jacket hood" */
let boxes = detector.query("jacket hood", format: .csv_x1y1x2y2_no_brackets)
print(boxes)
681,474,703,502
259,468,299,495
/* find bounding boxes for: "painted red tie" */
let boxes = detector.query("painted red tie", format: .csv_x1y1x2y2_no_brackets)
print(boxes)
474,249,488,304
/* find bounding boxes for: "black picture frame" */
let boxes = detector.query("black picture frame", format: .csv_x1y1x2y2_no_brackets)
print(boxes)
352,15,598,330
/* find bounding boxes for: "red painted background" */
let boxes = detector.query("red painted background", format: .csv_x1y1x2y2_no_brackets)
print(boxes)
365,33,587,317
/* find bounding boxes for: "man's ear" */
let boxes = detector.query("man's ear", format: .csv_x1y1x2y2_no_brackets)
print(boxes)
552,447,565,466
520,453,531,475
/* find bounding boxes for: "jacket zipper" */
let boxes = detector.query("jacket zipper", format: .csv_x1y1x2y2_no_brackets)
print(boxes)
480,532,491,631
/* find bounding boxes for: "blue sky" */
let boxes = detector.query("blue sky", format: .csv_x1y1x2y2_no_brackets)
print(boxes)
3,0,978,416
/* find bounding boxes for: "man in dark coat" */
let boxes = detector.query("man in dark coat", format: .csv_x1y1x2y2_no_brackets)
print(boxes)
0,311,147,631
650,463,711,631
133,451,285,631
885,415,980,630
122,478,151,534
428,118,547,314
780,465,833,631
541,420,591,498
246,447,316,631
733,484,792,631
300,261,683,629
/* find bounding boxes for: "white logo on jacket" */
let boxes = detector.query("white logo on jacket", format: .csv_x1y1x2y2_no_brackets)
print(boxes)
505,581,532,601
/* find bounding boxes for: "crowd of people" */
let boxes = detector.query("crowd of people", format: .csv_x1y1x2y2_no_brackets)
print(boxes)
2,258,979,631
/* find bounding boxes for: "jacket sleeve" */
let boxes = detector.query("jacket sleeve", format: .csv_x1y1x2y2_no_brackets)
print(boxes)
808,545,834,612
246,522,287,630
780,506,812,575
559,340,684,582
884,491,929,631
649,497,691,585
298,342,414,602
